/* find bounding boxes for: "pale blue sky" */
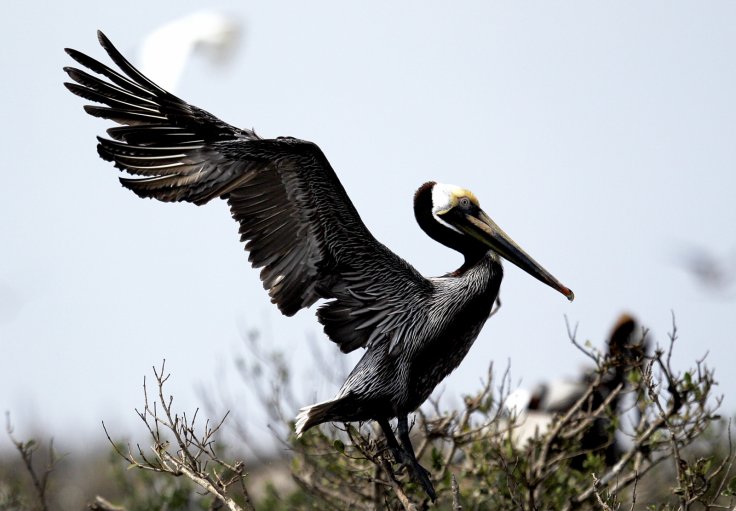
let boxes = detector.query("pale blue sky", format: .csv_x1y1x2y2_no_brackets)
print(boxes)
1,1,735,452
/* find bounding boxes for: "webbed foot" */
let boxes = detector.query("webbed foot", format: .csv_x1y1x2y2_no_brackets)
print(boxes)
387,445,436,501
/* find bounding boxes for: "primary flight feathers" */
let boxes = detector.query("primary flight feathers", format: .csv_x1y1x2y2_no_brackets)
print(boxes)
64,31,428,351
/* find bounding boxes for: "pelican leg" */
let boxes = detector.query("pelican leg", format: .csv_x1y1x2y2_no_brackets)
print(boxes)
377,417,415,476
377,416,403,456
377,416,436,501
396,415,436,501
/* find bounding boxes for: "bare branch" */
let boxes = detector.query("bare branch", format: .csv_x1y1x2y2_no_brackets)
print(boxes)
6,412,57,511
101,362,255,511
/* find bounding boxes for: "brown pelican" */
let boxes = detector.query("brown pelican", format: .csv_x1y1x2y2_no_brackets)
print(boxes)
64,31,574,500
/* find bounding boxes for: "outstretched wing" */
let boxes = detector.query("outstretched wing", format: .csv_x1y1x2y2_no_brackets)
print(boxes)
64,31,432,353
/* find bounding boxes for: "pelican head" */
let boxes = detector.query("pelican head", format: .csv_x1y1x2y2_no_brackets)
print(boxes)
415,182,574,301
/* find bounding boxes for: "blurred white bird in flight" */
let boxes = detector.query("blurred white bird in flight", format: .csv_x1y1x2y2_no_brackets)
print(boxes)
138,11,242,92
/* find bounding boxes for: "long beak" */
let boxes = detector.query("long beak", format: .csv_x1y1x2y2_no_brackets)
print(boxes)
460,210,574,301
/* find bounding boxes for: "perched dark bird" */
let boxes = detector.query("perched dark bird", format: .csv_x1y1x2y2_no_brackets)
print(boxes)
506,314,648,468
64,31,574,500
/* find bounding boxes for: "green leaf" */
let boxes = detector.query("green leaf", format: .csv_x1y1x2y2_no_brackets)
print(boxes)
431,447,443,471
694,456,712,475
723,476,736,496
333,439,345,453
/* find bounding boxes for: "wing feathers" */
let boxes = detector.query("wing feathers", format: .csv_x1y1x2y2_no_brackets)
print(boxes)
63,77,158,112
106,126,204,146
66,31,430,350
65,47,158,102
96,30,172,99
84,105,166,125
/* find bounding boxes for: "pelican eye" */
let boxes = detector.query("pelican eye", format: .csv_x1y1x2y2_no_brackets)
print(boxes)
458,197,472,209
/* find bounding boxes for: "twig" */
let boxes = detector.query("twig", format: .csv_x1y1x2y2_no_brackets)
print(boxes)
6,412,56,511
451,474,463,510
591,474,615,511
101,361,255,511
566,315,597,364
89,496,127,511
376,456,418,511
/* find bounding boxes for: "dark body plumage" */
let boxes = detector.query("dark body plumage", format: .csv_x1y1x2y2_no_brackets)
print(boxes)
64,31,573,501
312,254,501,427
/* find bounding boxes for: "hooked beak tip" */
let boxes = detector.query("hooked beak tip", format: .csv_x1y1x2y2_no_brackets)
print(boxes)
563,287,575,302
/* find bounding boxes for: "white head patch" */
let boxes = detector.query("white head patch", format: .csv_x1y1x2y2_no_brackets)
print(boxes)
431,182,478,234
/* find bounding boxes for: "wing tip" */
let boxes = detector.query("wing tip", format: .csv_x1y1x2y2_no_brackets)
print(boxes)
97,30,110,48
96,141,114,162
